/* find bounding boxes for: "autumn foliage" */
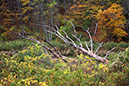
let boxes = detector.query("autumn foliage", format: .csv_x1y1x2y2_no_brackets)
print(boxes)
0,0,33,39
95,3,127,41
66,0,128,42
0,0,129,86
0,0,128,41
0,0,18,39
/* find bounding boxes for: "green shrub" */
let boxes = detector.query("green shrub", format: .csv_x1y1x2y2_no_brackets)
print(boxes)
108,47,129,85
119,47,129,63
0,39,32,51
0,45,129,86
117,42,128,48
0,45,54,85
103,41,117,50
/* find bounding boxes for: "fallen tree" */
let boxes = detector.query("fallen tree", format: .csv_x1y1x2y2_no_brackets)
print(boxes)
16,22,115,63
45,24,115,63
16,31,74,62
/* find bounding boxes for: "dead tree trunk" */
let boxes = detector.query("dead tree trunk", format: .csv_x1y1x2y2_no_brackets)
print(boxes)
44,22,115,63
17,31,75,62
17,21,115,63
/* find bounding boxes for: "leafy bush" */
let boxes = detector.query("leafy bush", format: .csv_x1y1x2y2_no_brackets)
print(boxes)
103,41,117,50
119,47,129,63
0,44,129,86
108,47,129,85
0,39,32,51
0,45,54,85
117,42,128,48
0,51,108,85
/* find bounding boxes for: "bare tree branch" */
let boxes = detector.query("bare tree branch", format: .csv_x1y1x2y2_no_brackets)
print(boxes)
84,28,93,52
104,47,116,59
68,20,77,36
79,35,82,40
93,22,98,39
55,25,59,31
37,24,69,43
47,30,68,44
85,41,90,51
95,42,103,54
32,43,48,55
25,33,64,59
55,30,69,43
72,34,82,47
63,30,76,46
46,25,106,62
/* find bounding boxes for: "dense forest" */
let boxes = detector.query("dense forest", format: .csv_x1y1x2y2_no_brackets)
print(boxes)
0,0,129,86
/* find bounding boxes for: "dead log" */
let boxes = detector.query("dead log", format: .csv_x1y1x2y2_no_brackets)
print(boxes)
17,22,115,63
17,31,75,62
41,22,115,63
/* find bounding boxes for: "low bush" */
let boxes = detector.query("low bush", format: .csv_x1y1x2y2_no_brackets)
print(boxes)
103,41,117,50
0,39,32,51
117,42,128,48
0,44,129,85
108,47,129,85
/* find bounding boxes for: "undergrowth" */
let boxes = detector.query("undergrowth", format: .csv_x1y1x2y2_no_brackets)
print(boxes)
0,39,32,51
0,44,129,86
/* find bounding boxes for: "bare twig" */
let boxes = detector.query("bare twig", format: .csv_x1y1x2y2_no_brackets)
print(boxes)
54,25,59,31
47,30,68,44
42,47,48,55
68,20,77,36
72,34,82,47
63,30,76,46
24,36,67,60
56,30,69,43
104,47,116,59
32,43,48,55
85,41,90,51
93,22,98,39
37,24,69,43
95,42,103,54
79,35,82,40
85,28,93,52
37,24,55,31
46,25,106,62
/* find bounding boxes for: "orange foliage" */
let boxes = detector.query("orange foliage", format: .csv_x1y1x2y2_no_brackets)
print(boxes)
95,3,127,41
66,0,128,42
67,0,103,26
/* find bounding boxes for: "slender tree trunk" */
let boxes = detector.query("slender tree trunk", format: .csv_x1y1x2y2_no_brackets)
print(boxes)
74,0,77,21
56,0,59,26
68,0,71,18
64,0,67,26
50,6,53,41
16,0,25,36
42,1,48,41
